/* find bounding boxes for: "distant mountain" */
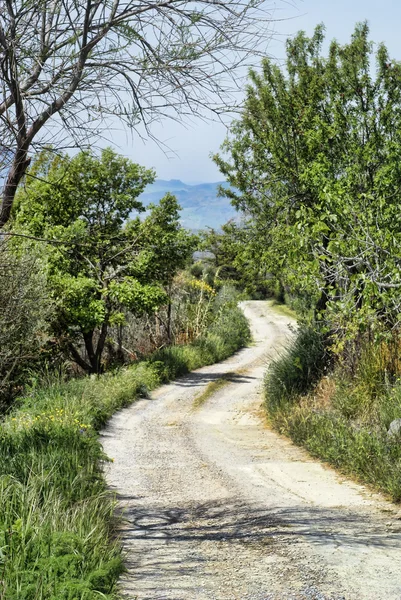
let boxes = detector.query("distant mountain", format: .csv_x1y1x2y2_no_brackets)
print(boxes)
137,179,238,230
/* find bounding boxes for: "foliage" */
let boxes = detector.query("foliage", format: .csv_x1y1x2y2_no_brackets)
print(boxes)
134,193,197,288
150,288,251,381
265,325,327,410
13,150,195,373
0,240,52,408
145,271,220,353
265,327,401,502
0,293,250,598
0,0,274,228
200,222,273,298
215,23,401,339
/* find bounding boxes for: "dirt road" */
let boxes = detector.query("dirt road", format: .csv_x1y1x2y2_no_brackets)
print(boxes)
101,301,401,600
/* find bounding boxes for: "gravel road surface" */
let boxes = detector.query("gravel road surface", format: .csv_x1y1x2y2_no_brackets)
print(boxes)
101,301,401,600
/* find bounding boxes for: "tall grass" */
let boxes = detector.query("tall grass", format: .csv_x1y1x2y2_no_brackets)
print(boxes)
0,303,250,599
265,326,401,502
265,325,327,410
150,297,251,381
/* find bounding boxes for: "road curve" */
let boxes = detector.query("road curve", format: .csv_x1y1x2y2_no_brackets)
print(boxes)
101,301,401,600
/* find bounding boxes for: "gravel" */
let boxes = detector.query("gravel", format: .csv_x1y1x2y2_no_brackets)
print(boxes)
101,301,401,600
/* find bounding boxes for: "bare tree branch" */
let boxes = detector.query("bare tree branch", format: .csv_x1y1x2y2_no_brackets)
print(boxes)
0,0,282,228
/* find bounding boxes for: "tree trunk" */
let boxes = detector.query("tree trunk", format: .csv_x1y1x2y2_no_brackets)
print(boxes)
167,301,172,344
67,342,92,373
83,330,99,374
314,235,330,321
0,148,31,229
94,315,110,373
166,281,173,344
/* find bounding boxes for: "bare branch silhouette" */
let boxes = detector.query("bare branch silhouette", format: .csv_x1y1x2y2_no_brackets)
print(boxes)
0,0,282,228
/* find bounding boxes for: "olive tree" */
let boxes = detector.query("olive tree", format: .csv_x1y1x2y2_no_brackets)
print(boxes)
0,0,280,229
0,239,52,405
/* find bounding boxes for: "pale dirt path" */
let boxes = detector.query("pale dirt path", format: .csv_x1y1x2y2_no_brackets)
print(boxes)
101,301,401,600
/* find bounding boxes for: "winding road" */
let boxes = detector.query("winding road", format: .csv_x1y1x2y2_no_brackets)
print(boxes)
101,301,401,600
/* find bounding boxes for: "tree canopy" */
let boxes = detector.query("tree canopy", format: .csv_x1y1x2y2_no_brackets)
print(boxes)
215,23,401,339
14,148,195,372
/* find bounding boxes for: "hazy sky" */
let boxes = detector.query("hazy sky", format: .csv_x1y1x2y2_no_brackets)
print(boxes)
109,1,401,183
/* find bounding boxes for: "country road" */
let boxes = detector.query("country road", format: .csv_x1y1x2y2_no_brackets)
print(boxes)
101,301,401,600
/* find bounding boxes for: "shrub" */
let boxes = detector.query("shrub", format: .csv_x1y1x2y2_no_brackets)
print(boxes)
271,402,401,502
264,328,401,502
265,324,327,411
0,241,52,409
150,303,250,381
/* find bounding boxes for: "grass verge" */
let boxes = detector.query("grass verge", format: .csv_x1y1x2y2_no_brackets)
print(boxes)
193,373,234,409
0,303,250,600
269,300,298,320
265,326,401,503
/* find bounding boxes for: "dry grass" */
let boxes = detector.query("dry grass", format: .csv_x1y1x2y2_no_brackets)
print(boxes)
305,376,337,411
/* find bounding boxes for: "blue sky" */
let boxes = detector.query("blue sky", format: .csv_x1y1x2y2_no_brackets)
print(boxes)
113,0,401,183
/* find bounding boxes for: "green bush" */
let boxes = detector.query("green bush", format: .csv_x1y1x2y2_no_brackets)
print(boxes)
265,327,401,502
150,303,250,381
265,324,327,410
0,299,250,599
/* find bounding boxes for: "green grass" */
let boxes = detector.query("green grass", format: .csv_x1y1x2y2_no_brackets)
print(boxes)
269,299,298,320
264,327,401,503
265,324,327,410
0,303,250,599
267,399,401,502
150,302,251,381
193,373,234,409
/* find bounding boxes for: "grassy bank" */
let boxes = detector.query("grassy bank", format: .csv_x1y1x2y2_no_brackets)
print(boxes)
0,303,250,600
264,326,401,502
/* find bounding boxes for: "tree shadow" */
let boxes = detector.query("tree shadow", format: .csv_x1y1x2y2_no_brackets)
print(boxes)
172,370,256,389
116,495,401,567
115,497,401,598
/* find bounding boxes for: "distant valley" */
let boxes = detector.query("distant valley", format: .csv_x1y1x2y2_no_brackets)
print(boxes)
137,179,238,230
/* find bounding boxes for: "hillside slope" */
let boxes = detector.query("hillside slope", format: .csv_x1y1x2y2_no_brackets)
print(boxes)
137,179,237,229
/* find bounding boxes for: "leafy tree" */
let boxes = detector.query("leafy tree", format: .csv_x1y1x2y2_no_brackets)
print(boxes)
201,221,272,297
128,193,197,342
0,0,279,229
133,194,197,288
215,23,401,337
13,149,193,373
201,223,241,280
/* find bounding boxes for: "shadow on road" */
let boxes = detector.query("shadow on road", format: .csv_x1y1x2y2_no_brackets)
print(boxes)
171,370,256,389
114,496,401,598
115,495,401,552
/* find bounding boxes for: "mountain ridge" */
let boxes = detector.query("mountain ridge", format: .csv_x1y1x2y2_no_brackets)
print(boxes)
137,179,236,230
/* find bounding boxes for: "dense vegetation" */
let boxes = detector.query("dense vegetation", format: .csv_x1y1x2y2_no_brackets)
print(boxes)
1,148,200,404
215,23,401,501
265,325,401,501
0,140,251,597
0,288,250,599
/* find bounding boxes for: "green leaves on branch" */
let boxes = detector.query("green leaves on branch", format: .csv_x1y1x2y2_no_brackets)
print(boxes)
13,149,195,373
215,22,401,340
108,279,168,314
